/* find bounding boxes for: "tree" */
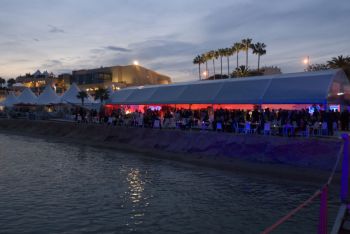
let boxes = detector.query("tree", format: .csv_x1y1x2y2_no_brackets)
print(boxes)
0,77,5,88
224,47,233,77
218,48,226,79
77,91,88,106
7,78,16,88
327,55,350,78
251,42,267,71
241,38,253,68
327,55,350,69
95,88,109,104
233,42,243,70
305,63,329,72
207,50,218,79
234,65,250,77
193,55,203,80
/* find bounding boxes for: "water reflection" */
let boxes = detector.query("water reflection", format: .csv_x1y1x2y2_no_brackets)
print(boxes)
126,168,146,229
127,168,144,204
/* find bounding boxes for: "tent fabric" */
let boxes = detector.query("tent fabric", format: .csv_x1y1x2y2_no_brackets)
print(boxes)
36,85,61,105
108,69,350,105
61,83,94,105
17,88,37,105
1,92,19,107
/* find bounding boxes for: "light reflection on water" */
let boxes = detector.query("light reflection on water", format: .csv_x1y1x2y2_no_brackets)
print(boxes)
0,133,341,234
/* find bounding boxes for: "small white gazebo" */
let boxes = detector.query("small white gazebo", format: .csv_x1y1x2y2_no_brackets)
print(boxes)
36,85,61,105
1,92,19,107
17,88,37,105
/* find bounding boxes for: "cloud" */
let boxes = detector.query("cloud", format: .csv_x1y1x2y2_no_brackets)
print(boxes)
41,59,63,69
105,46,131,52
48,25,65,33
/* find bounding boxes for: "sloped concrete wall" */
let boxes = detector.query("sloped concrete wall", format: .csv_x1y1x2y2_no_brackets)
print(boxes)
0,119,342,171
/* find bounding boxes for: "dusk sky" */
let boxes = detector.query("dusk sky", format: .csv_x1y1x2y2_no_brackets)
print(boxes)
0,0,349,82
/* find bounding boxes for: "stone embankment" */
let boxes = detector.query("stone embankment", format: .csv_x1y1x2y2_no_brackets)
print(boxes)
0,119,343,179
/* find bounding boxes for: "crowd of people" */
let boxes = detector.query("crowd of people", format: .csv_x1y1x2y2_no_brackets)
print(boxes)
72,105,350,137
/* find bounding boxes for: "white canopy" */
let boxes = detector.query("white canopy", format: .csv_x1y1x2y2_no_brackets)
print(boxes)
61,83,95,105
1,92,19,107
108,69,350,105
17,88,37,105
36,85,61,105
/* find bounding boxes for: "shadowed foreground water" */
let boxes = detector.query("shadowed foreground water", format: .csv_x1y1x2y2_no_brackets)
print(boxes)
0,133,341,233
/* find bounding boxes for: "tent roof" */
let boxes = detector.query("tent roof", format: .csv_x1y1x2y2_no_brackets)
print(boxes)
1,92,18,107
61,83,94,104
17,88,37,105
108,69,350,105
36,85,61,105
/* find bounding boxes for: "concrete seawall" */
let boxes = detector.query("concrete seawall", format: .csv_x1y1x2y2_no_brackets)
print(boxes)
0,119,343,174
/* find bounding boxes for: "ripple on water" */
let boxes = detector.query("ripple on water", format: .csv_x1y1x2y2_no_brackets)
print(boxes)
0,133,340,234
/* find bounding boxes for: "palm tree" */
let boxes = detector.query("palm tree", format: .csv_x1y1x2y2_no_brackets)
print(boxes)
95,88,110,104
208,50,218,79
201,53,209,79
206,51,214,78
233,42,243,70
241,38,253,68
235,65,250,77
218,48,226,79
327,55,350,69
251,42,267,71
193,55,203,80
77,91,88,106
224,47,233,77
0,77,5,88
7,78,16,88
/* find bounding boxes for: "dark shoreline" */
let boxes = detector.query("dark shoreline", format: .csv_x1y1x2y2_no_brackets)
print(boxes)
0,119,343,183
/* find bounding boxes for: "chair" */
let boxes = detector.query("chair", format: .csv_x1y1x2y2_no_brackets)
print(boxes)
169,118,176,129
232,122,239,133
333,122,338,134
301,125,310,137
321,122,328,136
244,122,252,134
153,119,160,129
138,117,144,127
312,122,321,136
216,122,223,131
263,122,271,135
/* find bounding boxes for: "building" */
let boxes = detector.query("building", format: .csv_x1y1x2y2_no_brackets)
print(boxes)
15,70,71,94
72,65,171,91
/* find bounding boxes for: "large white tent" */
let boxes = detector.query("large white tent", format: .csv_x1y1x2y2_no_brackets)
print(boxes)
17,88,37,105
61,83,97,105
1,92,19,107
36,85,61,105
108,69,350,105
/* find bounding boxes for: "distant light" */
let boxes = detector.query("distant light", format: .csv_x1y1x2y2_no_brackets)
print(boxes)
303,56,310,65
133,60,139,66
202,71,208,77
337,92,344,96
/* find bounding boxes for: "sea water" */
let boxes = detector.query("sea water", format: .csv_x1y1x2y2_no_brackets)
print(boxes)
0,133,340,233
